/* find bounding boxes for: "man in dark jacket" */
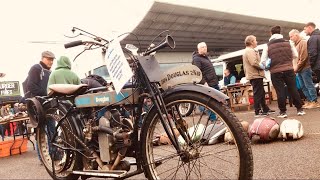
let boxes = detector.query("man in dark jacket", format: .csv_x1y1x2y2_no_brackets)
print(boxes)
25,51,54,98
304,22,320,83
261,26,305,118
192,42,219,121
25,50,55,165
192,42,219,89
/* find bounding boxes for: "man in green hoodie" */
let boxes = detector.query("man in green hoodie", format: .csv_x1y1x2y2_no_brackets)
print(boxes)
46,56,80,164
47,56,80,90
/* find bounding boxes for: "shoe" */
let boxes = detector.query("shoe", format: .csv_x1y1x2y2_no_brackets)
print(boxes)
315,102,320,108
277,112,287,118
304,101,317,109
297,110,306,116
254,112,268,118
302,101,310,108
266,109,276,114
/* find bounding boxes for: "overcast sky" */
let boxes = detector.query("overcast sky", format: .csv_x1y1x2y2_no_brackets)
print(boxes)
0,0,319,85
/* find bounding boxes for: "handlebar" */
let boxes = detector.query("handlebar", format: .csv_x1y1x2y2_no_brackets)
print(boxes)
64,40,83,48
64,40,106,49
64,28,175,56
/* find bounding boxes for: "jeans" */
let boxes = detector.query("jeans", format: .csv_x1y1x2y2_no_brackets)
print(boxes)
271,70,302,112
297,68,317,102
199,84,219,121
250,78,270,114
36,119,56,161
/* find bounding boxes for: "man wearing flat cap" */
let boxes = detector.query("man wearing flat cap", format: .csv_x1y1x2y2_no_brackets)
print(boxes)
22,50,55,165
24,51,55,98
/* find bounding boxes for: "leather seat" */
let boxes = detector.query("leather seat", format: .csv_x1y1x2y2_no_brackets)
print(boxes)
48,84,88,96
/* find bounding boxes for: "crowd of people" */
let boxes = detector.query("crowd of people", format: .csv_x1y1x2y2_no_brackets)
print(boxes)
192,22,320,119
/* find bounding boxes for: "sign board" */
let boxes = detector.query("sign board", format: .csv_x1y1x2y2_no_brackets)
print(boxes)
0,81,20,96
104,38,133,94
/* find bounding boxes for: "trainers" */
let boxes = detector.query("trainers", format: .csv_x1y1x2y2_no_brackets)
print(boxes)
266,109,276,114
302,101,310,108
277,112,287,118
254,112,268,117
315,102,320,108
304,101,317,109
297,110,306,116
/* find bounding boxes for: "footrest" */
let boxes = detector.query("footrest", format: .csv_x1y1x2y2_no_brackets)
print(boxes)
72,170,127,178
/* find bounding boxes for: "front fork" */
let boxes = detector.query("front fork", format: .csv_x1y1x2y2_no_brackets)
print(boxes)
146,83,191,152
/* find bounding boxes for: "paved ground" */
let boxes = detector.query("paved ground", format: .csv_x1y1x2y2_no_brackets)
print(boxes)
0,100,320,179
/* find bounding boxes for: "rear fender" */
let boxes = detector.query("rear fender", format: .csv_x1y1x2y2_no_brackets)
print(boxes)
43,99,83,140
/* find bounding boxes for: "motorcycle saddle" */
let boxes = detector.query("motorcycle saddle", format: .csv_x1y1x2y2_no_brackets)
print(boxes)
48,84,88,96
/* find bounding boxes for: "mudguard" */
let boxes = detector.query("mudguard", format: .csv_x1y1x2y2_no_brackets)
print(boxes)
162,83,229,103
42,99,84,140
26,97,45,128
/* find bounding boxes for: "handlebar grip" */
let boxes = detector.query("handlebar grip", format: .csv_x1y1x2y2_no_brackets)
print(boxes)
64,40,83,49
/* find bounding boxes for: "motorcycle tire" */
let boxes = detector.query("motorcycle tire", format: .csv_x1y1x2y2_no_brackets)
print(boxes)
141,91,253,180
36,102,81,180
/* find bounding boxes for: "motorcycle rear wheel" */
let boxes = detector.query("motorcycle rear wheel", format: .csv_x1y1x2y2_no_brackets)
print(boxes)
141,91,253,180
178,103,195,116
36,103,81,180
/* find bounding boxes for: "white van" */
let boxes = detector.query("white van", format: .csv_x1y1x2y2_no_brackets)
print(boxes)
211,44,271,88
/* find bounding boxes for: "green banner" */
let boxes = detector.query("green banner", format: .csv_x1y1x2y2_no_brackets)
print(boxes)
0,81,20,96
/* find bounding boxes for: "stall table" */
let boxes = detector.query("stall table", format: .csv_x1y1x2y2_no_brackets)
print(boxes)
0,117,34,155
223,84,251,112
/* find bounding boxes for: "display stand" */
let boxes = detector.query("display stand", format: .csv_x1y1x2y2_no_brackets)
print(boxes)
0,117,34,156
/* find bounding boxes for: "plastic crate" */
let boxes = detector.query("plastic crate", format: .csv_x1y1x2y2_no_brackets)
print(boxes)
0,140,12,157
0,138,28,158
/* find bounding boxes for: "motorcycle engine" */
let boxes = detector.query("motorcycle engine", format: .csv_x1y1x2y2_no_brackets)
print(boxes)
98,109,133,163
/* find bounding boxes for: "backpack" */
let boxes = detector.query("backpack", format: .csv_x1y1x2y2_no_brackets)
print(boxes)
248,117,280,143
225,121,249,144
279,119,304,141
202,122,227,145
178,124,205,145
87,75,108,86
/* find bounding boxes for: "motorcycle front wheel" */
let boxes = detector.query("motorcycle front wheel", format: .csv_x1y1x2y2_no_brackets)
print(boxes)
141,91,253,180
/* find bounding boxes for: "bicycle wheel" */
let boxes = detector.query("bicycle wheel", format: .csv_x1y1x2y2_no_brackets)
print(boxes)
141,91,253,180
178,103,195,117
36,103,81,180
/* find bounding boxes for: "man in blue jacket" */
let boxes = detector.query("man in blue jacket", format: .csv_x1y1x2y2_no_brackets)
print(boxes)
223,68,236,86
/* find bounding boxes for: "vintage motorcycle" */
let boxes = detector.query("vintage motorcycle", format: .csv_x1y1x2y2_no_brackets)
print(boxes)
27,27,253,180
